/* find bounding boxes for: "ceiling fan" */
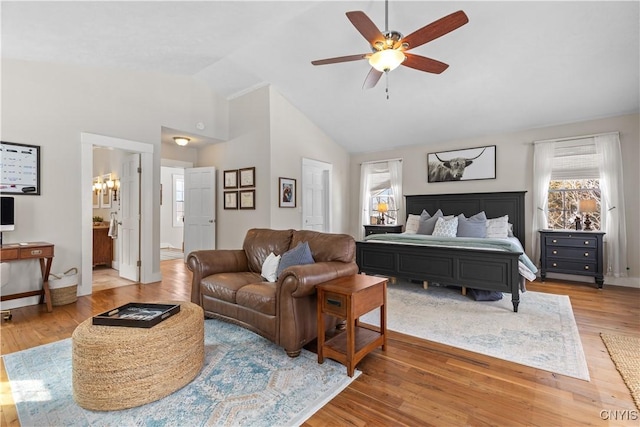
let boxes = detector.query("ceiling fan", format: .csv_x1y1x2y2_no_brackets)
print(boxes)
311,1,469,90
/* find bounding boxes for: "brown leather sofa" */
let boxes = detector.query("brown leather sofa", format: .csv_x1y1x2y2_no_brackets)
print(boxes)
187,228,358,357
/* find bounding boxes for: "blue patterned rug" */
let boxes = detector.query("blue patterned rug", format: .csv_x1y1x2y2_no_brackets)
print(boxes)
361,281,590,381
3,319,359,426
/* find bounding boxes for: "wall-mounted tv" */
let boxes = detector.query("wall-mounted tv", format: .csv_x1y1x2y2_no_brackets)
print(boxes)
1,196,15,231
1,141,41,195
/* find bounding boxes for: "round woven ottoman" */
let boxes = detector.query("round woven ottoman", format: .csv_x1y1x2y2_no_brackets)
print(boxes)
72,301,204,411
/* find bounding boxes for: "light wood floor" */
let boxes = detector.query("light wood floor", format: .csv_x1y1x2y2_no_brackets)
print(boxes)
1,260,638,426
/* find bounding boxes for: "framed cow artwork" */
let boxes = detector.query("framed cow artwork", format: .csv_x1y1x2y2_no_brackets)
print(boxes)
427,145,496,183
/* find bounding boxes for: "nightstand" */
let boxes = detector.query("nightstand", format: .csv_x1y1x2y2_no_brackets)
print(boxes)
363,224,403,236
539,230,605,288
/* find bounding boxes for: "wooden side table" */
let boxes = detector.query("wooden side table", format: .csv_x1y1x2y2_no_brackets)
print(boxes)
316,274,387,377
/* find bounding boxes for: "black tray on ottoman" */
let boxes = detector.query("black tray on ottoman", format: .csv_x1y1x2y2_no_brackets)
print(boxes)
92,302,180,328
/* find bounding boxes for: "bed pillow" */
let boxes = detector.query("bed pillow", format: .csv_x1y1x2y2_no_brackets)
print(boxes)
486,215,510,239
404,211,426,234
261,252,281,282
457,212,487,238
276,241,315,278
416,209,443,235
432,216,458,238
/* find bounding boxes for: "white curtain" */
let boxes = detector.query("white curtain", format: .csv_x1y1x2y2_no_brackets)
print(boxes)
359,163,375,240
531,142,555,265
388,160,403,227
595,134,628,277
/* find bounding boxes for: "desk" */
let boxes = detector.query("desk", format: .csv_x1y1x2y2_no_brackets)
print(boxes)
0,242,54,312
316,274,387,377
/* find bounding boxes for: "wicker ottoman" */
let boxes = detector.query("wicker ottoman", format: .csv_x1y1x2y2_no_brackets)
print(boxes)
72,301,204,411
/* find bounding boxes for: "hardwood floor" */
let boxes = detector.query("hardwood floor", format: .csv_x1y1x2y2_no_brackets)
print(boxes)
1,260,638,426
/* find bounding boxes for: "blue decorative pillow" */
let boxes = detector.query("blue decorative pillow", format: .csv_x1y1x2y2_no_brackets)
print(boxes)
416,209,443,235
457,212,487,238
432,216,458,237
276,241,315,278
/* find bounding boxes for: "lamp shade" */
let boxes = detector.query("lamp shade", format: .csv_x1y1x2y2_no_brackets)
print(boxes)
368,49,406,72
377,202,388,213
578,199,597,213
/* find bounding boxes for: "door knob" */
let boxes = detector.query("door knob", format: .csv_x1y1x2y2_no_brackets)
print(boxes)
209,219,214,223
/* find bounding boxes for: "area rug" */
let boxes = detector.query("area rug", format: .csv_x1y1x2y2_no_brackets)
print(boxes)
2,318,359,426
360,280,590,381
601,333,640,410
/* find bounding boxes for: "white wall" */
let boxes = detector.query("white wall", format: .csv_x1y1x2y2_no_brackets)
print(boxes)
349,113,640,287
269,87,351,233
1,59,227,308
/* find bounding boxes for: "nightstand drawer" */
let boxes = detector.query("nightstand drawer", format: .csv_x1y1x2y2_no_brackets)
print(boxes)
545,236,598,248
547,247,597,260
546,260,598,274
322,292,347,317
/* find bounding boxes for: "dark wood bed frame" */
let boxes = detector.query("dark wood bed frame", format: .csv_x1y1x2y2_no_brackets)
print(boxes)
356,191,527,312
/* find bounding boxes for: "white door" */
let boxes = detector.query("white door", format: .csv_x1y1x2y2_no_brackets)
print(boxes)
119,153,140,281
302,159,331,231
183,167,216,258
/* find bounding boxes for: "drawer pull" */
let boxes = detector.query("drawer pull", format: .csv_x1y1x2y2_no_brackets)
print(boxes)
327,299,342,308
584,241,590,245
552,250,558,255
552,239,557,243
552,263,557,267
584,265,590,270
584,252,589,257
30,249,43,256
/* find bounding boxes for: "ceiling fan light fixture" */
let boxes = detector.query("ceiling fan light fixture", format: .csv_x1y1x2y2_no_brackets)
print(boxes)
174,137,190,146
368,49,405,72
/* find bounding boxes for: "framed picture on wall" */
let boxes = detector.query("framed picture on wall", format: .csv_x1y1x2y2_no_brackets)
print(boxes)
239,167,255,188
278,177,296,208
239,190,255,209
224,191,238,209
427,145,496,183
223,169,238,189
100,174,111,208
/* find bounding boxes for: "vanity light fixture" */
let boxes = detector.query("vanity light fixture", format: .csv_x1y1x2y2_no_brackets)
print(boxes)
107,178,120,201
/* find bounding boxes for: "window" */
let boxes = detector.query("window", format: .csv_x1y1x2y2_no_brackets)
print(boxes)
173,174,184,227
370,188,397,225
548,180,600,230
359,160,402,238
546,140,601,230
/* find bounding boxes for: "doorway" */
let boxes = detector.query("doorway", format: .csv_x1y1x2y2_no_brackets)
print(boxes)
301,158,332,231
160,165,187,261
80,133,157,296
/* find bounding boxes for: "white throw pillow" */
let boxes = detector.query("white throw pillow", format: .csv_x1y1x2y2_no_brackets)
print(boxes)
432,216,458,238
404,214,422,234
261,252,281,282
486,215,509,239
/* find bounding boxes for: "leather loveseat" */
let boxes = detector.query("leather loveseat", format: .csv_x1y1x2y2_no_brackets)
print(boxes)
187,228,358,357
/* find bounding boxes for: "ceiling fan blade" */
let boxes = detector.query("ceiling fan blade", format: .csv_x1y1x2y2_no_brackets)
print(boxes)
311,54,369,66
362,68,384,90
402,53,449,74
397,10,469,50
346,11,385,46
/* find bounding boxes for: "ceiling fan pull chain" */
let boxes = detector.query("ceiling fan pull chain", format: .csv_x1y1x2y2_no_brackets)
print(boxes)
386,72,390,100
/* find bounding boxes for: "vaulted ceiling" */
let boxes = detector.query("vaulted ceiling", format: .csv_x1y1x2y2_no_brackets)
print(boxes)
2,1,638,153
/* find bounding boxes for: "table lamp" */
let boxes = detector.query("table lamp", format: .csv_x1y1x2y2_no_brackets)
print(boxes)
377,202,388,225
578,199,597,231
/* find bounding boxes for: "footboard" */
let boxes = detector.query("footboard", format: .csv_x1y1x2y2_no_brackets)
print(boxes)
356,241,522,312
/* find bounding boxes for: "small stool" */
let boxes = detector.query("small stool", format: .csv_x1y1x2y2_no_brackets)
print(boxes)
72,301,204,411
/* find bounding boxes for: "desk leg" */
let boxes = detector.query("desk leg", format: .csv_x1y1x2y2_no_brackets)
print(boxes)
39,257,53,312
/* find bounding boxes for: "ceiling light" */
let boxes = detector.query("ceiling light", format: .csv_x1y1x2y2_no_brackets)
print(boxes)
174,137,190,146
368,49,406,72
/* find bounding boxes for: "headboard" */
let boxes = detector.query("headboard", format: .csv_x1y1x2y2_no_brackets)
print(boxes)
405,191,527,246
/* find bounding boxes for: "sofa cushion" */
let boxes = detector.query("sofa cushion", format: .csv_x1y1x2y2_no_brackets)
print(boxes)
277,241,315,278
200,272,263,304
290,230,356,263
236,283,277,316
243,229,294,273
261,252,281,282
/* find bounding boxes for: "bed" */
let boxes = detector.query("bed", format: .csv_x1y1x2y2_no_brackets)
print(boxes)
356,191,532,312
